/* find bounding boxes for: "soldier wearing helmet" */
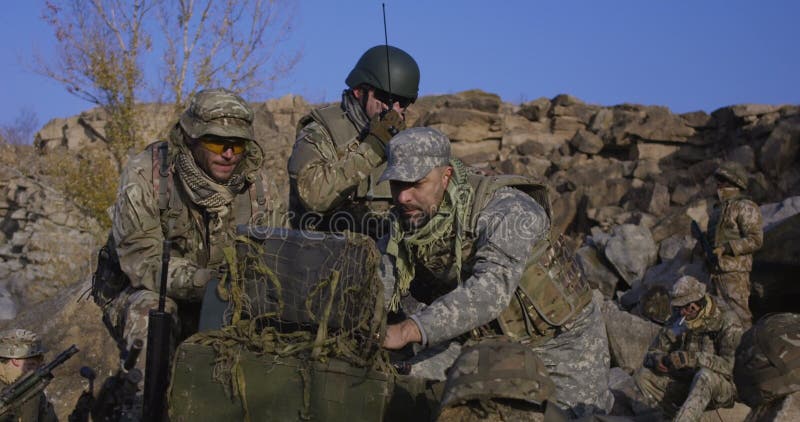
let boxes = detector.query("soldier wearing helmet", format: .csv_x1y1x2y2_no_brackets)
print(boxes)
629,275,742,420
704,161,763,329
0,329,56,421
98,88,285,383
287,45,420,237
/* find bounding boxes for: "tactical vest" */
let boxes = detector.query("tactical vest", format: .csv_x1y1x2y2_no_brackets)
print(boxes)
294,105,392,233
411,174,593,345
734,313,800,407
708,195,757,273
91,141,270,306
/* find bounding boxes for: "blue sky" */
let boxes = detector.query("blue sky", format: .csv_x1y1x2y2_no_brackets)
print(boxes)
1,0,798,129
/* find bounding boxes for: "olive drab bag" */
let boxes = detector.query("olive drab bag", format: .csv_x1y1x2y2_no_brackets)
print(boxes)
466,174,592,344
734,313,800,407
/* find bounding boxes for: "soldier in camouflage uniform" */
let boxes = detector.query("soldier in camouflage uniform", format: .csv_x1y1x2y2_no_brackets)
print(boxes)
102,89,285,377
378,127,613,417
0,329,56,422
632,275,742,421
705,162,763,329
287,45,420,237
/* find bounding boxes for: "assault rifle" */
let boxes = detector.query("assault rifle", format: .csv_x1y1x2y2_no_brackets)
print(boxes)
691,220,719,270
0,345,78,415
142,142,173,422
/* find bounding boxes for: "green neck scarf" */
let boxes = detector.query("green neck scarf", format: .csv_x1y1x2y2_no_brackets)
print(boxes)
385,160,473,312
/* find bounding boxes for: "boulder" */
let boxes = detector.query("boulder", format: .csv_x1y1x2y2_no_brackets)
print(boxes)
518,97,551,122
746,391,800,422
501,114,549,149
451,140,500,164
575,245,620,299
647,183,670,217
761,196,800,231
629,143,681,162
601,299,661,373
658,234,697,262
570,129,604,154
758,116,800,177
419,108,501,143
602,224,658,287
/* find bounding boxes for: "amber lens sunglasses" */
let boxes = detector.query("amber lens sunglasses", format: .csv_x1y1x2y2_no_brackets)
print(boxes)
199,138,247,155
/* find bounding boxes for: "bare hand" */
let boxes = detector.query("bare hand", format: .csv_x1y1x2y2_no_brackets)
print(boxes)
381,319,422,350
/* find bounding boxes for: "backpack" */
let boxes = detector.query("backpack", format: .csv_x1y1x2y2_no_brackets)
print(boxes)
734,313,800,406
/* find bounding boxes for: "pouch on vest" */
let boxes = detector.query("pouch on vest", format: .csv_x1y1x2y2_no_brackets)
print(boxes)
466,174,591,343
734,312,800,406
497,236,593,344
91,232,130,307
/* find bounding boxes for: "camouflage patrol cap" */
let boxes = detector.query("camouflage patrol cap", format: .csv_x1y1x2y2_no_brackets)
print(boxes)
0,329,44,359
179,88,255,141
715,162,748,190
439,338,555,410
670,275,707,307
378,127,451,183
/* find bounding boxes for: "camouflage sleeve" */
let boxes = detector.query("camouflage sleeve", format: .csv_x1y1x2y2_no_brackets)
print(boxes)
111,151,201,293
287,121,385,213
728,199,763,256
411,188,550,347
696,312,743,376
644,327,673,363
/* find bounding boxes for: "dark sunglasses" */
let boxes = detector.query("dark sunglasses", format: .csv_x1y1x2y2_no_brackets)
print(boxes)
198,137,247,155
373,89,413,109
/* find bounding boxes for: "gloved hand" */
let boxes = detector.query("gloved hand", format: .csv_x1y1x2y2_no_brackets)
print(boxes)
368,110,405,146
664,351,697,371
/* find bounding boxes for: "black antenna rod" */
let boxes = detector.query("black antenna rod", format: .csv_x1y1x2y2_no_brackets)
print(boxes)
382,3,392,106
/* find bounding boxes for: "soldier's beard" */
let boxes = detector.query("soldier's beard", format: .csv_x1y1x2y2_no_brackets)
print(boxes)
400,209,432,232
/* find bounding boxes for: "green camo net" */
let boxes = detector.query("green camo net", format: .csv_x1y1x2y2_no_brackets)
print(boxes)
186,228,390,407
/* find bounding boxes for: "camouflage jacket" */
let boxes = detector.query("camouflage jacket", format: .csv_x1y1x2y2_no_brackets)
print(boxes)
287,102,390,233
379,186,550,347
707,192,763,273
644,299,743,379
112,139,285,301
0,381,56,422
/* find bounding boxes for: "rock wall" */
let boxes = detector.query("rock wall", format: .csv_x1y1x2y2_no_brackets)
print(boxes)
4,90,798,419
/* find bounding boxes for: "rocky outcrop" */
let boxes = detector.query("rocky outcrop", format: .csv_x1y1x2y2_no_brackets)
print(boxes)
7,90,799,419
0,165,102,319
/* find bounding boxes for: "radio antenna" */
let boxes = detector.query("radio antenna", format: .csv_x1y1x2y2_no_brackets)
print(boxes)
382,3,392,106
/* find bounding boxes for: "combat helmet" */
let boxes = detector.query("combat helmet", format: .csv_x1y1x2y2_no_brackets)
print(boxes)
345,45,420,103
439,337,555,411
179,88,255,142
0,329,44,359
670,275,707,307
714,161,748,190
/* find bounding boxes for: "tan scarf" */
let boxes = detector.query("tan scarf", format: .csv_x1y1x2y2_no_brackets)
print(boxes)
686,295,716,331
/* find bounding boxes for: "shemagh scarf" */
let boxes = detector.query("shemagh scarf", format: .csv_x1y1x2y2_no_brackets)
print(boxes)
168,125,263,229
385,160,473,312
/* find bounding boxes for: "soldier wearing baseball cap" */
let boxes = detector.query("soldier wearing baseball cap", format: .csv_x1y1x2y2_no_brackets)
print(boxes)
378,127,614,416
95,88,286,388
0,329,56,421
631,274,743,420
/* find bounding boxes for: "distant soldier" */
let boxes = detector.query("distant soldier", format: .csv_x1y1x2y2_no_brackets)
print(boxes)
95,89,285,378
378,127,613,417
0,329,56,422
287,45,420,237
632,276,742,421
706,162,763,329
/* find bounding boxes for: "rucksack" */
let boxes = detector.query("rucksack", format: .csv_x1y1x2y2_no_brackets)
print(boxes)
734,313,800,406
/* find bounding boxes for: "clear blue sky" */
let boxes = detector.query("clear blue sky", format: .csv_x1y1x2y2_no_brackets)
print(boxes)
1,0,798,129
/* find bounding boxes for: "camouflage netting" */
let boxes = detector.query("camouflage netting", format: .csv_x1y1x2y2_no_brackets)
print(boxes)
186,227,390,400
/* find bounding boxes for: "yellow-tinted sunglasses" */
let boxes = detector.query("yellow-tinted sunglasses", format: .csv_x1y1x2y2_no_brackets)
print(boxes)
198,137,247,155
